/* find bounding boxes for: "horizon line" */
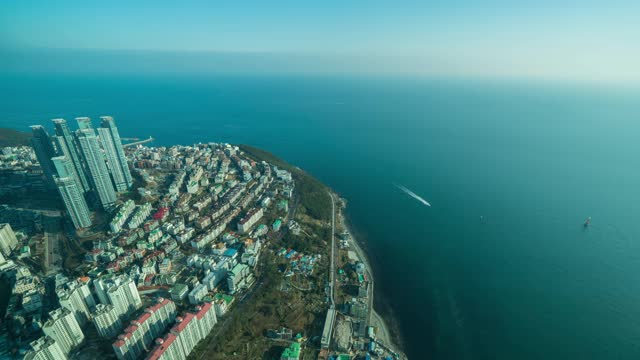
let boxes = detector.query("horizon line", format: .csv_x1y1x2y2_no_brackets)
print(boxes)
1,47,640,89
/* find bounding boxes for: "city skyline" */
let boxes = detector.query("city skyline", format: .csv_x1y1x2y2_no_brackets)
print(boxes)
0,2,639,359
27,116,132,227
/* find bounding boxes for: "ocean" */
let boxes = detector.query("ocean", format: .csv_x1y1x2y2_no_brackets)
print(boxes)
2,73,640,359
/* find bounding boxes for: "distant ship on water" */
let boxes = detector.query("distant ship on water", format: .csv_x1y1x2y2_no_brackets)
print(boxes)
395,184,431,207
584,216,591,227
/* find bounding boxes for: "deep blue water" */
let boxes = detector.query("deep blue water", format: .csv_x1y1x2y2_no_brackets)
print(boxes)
2,73,640,359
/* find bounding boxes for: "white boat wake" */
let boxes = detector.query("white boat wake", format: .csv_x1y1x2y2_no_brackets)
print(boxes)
395,184,431,207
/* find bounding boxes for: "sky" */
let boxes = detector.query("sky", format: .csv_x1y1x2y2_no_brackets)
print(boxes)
1,0,639,83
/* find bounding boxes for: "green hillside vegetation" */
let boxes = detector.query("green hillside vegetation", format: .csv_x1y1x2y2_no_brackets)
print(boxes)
239,145,332,222
0,128,32,147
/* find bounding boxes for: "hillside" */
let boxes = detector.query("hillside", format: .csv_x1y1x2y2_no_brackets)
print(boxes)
239,144,332,222
0,128,31,147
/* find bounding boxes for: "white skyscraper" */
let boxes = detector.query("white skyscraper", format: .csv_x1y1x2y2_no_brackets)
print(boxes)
29,125,58,190
42,308,84,354
75,279,97,309
0,223,18,257
53,135,89,194
193,302,217,341
52,118,91,193
57,279,96,327
107,277,142,319
170,313,201,355
98,116,132,191
24,336,67,360
93,275,113,305
93,303,123,338
75,117,117,209
51,156,92,229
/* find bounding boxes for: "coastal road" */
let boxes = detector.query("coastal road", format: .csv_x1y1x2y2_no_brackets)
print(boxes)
326,192,337,348
329,192,336,307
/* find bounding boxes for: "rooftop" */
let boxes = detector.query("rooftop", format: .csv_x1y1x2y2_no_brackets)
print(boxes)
214,293,235,305
194,302,212,320
281,343,301,358
172,312,195,333
223,248,237,257
146,333,177,360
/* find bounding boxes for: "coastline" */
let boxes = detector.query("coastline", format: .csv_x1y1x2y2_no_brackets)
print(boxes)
335,195,406,358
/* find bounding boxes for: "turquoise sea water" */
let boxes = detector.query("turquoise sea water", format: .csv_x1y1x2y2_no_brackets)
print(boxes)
2,74,640,359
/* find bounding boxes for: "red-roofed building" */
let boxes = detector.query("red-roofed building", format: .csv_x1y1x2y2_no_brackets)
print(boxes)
112,339,131,360
118,300,217,360
153,207,169,221
112,298,177,360
170,313,200,354
146,332,184,360
193,302,217,339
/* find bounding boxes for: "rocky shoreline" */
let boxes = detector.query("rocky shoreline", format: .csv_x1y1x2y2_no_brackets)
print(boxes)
336,196,407,359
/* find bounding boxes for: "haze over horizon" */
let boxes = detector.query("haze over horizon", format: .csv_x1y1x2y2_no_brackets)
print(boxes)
1,0,639,84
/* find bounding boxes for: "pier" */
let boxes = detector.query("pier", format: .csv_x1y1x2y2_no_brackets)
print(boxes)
123,136,154,147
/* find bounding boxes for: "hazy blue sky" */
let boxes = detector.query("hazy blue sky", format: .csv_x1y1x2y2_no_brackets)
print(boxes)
1,0,639,83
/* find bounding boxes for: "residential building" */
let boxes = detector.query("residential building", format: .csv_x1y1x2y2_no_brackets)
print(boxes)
52,135,87,193
0,223,18,257
169,283,189,302
107,277,142,319
52,118,91,193
213,293,234,317
98,116,132,191
110,200,135,233
93,304,123,338
112,298,176,360
29,125,57,190
22,289,43,313
75,117,117,209
227,263,251,294
202,272,216,291
42,307,85,354
147,303,217,360
57,279,96,327
237,208,263,234
193,302,217,343
169,313,200,355
24,336,67,360
145,333,184,360
188,283,208,304
51,156,92,229
186,180,199,194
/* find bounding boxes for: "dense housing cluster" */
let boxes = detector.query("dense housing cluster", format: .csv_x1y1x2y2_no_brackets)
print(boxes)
0,120,407,360
0,123,299,360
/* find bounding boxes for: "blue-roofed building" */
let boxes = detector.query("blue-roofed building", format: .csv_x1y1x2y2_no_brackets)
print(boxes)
223,248,238,259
